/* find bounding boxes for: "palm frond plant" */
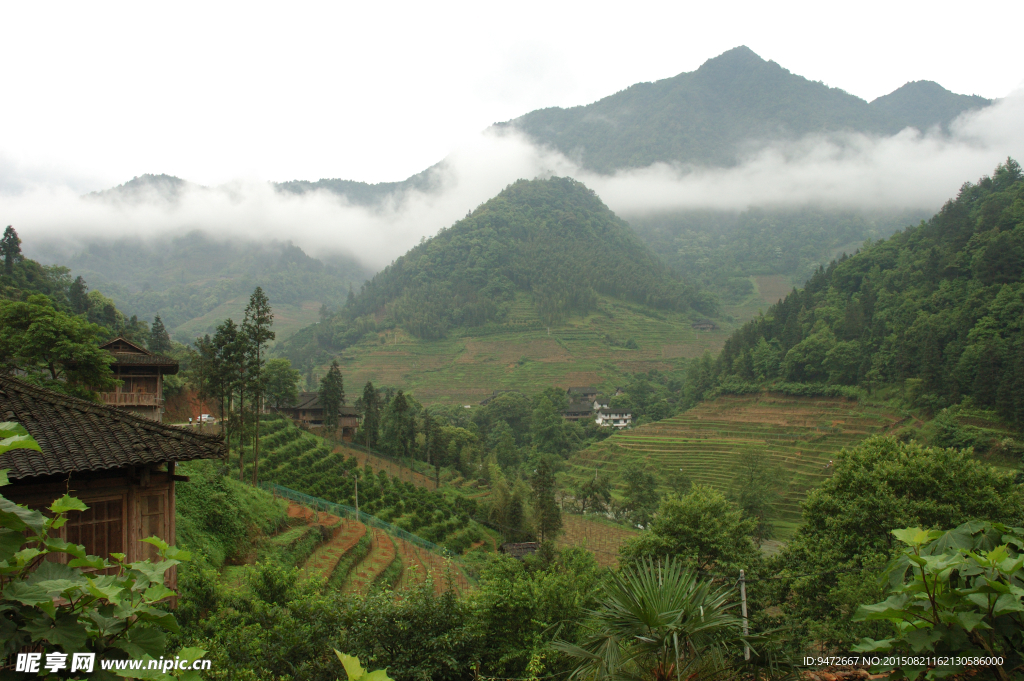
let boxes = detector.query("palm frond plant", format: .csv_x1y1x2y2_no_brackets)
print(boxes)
552,557,780,681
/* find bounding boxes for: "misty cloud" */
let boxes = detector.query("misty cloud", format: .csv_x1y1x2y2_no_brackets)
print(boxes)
5,91,1023,273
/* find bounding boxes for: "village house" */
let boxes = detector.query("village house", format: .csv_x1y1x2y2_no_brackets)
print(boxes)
691,320,718,331
271,392,360,441
595,409,632,429
566,386,599,402
561,401,594,422
93,337,179,423
0,376,225,587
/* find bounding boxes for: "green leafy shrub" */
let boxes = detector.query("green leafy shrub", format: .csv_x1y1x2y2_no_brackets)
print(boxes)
853,522,1024,680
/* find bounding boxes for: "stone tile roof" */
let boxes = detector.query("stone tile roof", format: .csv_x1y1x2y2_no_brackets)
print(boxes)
100,337,179,373
499,542,540,559
288,392,359,416
0,376,224,480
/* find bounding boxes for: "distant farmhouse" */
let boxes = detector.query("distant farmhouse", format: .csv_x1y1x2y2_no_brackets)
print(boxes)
0,376,224,587
560,387,631,428
595,409,633,429
272,392,360,441
92,337,179,423
566,386,599,402
691,320,718,331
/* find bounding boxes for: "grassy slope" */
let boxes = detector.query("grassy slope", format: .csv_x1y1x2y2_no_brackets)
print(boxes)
173,296,323,344
324,293,733,406
563,393,903,530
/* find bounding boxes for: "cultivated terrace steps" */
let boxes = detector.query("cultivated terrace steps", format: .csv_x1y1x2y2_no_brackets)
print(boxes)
566,393,901,523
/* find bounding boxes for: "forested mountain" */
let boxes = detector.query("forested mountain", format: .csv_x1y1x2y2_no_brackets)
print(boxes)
28,232,373,341
869,80,992,134
630,206,930,302
500,46,992,173
88,173,194,202
709,159,1024,427
279,177,712,362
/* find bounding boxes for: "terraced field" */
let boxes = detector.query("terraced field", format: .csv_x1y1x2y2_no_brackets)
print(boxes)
343,528,398,594
565,393,903,524
322,293,733,405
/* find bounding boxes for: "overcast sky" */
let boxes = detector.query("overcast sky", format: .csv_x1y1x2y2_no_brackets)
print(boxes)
2,0,1022,192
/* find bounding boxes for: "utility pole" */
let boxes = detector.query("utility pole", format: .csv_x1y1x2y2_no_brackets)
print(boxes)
739,569,750,661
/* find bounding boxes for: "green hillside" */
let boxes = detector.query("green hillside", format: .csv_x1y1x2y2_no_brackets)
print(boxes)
710,159,1024,432
869,80,991,133
501,46,991,173
563,393,902,534
279,177,714,369
28,223,372,343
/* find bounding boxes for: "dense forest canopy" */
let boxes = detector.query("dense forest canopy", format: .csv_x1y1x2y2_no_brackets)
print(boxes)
280,177,712,361
500,46,992,173
630,205,930,302
711,159,1024,426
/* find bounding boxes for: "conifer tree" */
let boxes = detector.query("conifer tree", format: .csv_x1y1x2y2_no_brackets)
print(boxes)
68,276,90,314
1,226,22,277
149,315,172,353
359,380,380,450
244,287,275,485
531,457,562,543
319,360,345,433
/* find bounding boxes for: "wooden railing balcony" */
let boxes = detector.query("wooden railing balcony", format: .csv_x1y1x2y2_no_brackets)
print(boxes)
99,392,161,407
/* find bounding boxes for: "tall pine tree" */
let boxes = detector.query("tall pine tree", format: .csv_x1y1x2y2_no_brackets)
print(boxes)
243,287,275,485
318,360,345,434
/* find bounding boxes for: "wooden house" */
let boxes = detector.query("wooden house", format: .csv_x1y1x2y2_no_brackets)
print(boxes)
561,401,595,422
566,386,598,402
272,392,360,441
94,337,179,423
691,320,718,331
0,376,225,587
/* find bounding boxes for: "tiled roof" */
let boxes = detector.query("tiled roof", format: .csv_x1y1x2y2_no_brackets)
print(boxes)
100,337,179,373
282,393,360,416
567,386,597,393
0,376,224,480
500,542,540,558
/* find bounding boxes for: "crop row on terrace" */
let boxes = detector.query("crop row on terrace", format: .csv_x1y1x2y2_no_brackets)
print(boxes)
240,415,487,554
563,393,902,522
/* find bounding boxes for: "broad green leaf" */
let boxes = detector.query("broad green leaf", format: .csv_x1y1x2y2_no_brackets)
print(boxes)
136,608,180,634
50,494,88,514
0,468,9,486
0,528,23,564
992,592,1024,617
851,637,894,652
0,495,46,533
70,555,109,570
141,536,169,552
335,651,366,681
123,624,167,658
955,610,987,632
143,584,175,603
86,577,125,603
0,433,43,455
24,613,89,652
3,580,54,606
363,670,393,681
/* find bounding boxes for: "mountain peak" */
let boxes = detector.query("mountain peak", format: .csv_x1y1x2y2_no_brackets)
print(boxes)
870,80,991,132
